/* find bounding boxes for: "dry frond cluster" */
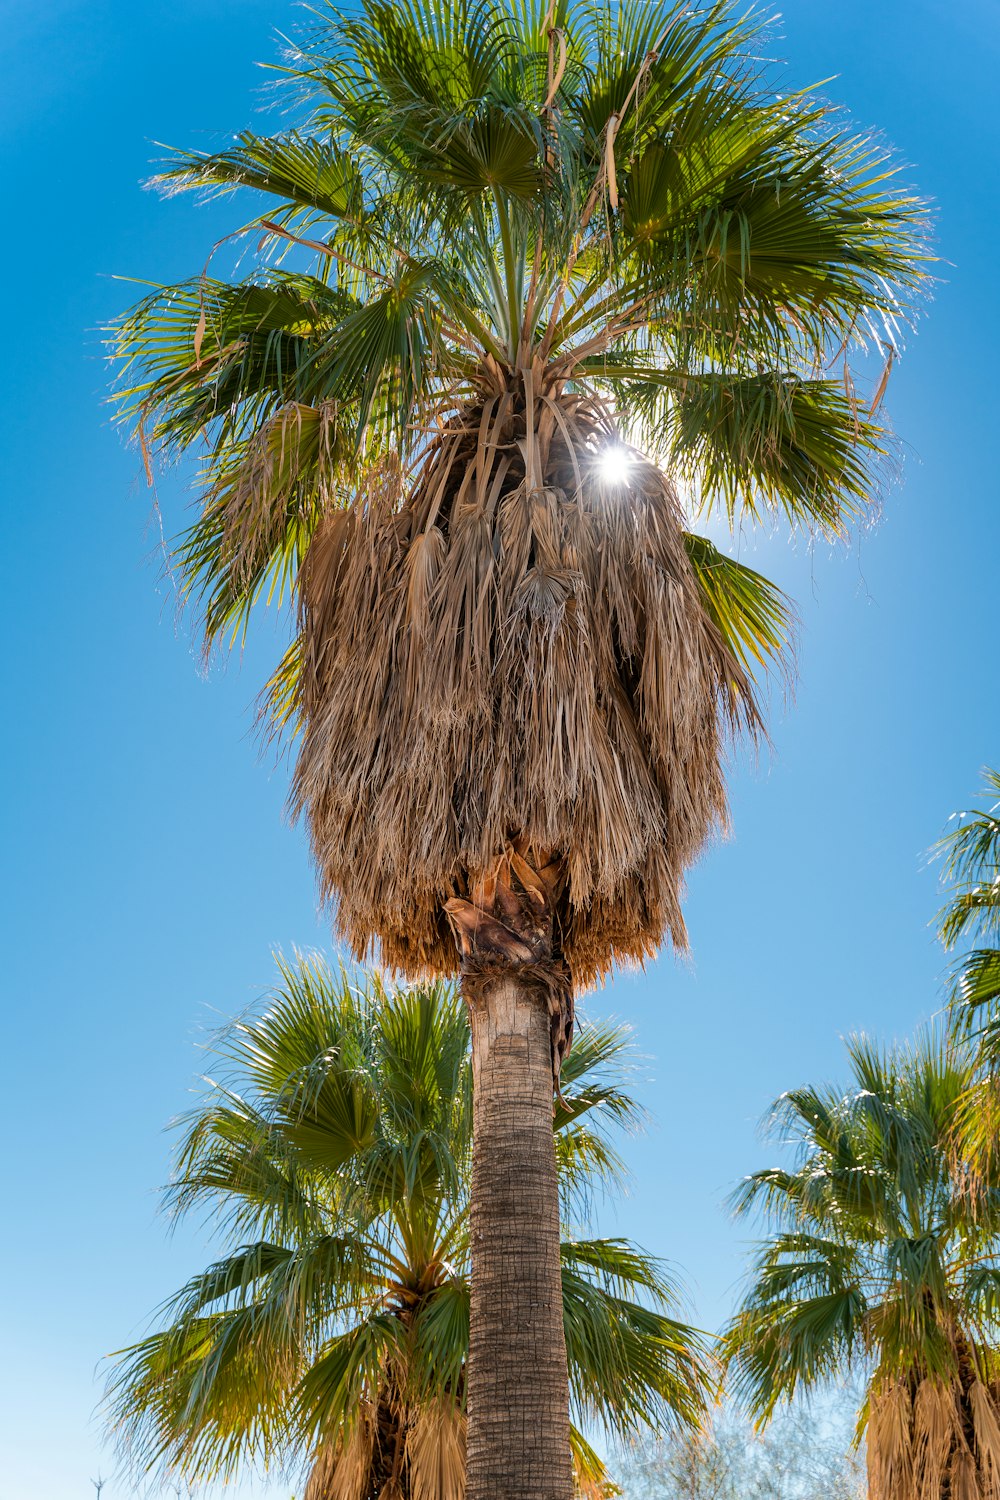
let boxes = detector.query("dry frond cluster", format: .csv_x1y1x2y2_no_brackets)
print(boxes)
295,375,759,987
306,1397,466,1500
868,1375,1000,1500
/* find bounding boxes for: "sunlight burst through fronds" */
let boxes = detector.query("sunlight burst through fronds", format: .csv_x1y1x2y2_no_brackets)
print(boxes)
596,444,633,488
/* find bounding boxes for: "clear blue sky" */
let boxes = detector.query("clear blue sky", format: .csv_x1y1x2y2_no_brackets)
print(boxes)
2,1,998,1494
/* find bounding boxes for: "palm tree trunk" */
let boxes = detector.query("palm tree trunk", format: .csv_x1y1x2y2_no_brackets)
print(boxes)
464,969,574,1500
445,846,575,1499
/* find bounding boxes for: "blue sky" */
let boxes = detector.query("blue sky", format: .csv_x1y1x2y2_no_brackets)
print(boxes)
2,0,998,1494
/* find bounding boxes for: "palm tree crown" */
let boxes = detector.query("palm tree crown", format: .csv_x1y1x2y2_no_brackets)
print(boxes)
106,956,712,1498
725,1031,1000,1500
114,0,925,991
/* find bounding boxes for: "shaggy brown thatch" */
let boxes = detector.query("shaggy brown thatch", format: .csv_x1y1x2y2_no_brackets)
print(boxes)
868,1374,1000,1500
304,1397,467,1500
294,368,760,990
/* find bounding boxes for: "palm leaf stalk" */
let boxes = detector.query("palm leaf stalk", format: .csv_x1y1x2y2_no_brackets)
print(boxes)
106,956,712,1500
112,3,925,1492
724,1030,1000,1500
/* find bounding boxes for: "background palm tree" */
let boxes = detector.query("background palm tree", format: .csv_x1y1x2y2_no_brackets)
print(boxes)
113,2,924,1490
724,1030,1000,1500
107,955,712,1499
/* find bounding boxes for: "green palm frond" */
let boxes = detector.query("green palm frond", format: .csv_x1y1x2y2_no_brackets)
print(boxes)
156,131,368,227
108,1308,296,1481
117,274,360,442
294,1313,408,1441
952,951,1000,1049
683,533,794,680
561,1237,714,1438
725,1286,867,1421
934,774,1000,1193
669,373,890,534
935,769,1000,951
410,1277,470,1398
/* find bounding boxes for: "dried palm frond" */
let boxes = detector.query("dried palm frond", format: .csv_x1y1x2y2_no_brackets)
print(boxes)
405,1398,466,1500
869,1381,916,1500
868,1375,1000,1500
306,1408,375,1500
969,1381,1000,1500
377,1482,407,1500
294,380,759,988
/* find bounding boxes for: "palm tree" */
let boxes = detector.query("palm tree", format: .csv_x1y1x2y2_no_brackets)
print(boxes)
724,1030,1000,1500
112,3,924,1490
107,955,713,1499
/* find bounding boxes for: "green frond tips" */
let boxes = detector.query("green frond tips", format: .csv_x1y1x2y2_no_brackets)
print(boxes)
105,956,710,1492
682,533,794,682
934,768,1000,952
112,0,927,988
725,1026,1000,1497
153,132,367,226
951,950,1000,1045
930,772,1000,1185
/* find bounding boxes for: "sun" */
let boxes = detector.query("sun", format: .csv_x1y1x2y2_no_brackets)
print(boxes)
597,444,633,487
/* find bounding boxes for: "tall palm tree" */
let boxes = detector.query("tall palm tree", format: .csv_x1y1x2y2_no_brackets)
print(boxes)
113,3,924,1490
724,1031,1000,1500
106,956,711,1499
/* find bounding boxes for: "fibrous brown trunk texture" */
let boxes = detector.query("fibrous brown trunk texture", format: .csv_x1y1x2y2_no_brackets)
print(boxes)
465,973,574,1500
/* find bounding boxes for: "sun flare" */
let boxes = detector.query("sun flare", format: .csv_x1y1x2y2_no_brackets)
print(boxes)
598,444,633,487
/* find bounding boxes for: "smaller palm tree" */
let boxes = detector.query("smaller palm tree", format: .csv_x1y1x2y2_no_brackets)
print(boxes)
724,1030,1000,1500
107,956,712,1499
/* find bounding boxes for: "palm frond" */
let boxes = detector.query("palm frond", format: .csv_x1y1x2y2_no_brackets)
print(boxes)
156,131,367,227
561,1239,714,1438
683,532,794,682
934,769,1000,951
